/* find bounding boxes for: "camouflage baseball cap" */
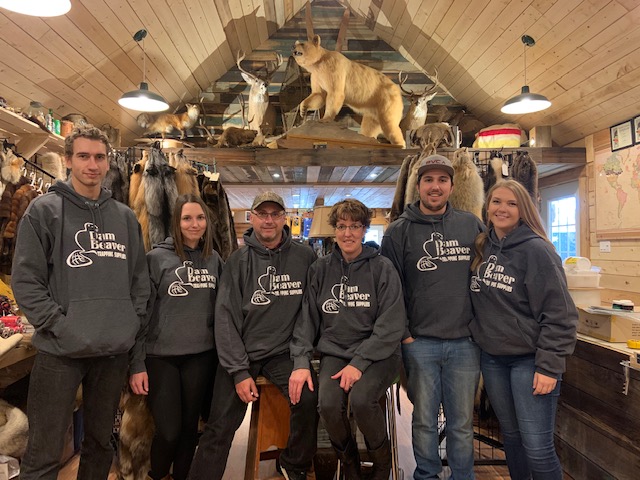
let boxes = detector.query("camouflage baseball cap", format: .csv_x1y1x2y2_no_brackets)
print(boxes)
251,191,286,211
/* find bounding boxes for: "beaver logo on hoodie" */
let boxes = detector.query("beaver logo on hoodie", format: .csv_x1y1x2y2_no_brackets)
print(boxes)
168,260,217,296
66,222,127,268
470,255,516,293
251,265,303,306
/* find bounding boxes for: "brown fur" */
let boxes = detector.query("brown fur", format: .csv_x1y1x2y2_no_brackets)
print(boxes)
1,150,24,185
405,145,437,207
117,391,154,480
512,151,539,206
171,151,200,197
137,104,200,139
292,35,405,147
449,147,484,219
409,123,455,149
215,127,258,147
129,153,150,251
390,154,416,223
0,398,28,459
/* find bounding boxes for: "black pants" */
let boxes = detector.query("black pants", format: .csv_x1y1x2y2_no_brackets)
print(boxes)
146,350,217,480
318,354,401,451
188,352,318,480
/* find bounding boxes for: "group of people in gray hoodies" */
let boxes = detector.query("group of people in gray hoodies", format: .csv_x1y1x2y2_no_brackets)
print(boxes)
11,124,577,480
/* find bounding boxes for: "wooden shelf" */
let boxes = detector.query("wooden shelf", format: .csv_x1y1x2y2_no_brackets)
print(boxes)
0,107,64,157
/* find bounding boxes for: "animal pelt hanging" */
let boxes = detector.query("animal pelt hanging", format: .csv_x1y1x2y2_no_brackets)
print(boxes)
144,148,178,248
408,123,455,149
449,147,484,219
511,151,539,206
0,149,24,197
171,150,200,197
103,152,130,204
39,152,66,181
389,154,416,223
484,154,505,194
404,144,437,208
117,391,154,480
129,152,150,251
0,398,28,459
201,176,237,261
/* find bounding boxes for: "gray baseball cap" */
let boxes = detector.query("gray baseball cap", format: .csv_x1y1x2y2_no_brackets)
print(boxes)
417,154,454,179
251,191,286,210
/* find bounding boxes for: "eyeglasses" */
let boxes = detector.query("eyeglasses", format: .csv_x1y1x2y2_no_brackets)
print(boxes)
335,224,364,232
252,210,286,220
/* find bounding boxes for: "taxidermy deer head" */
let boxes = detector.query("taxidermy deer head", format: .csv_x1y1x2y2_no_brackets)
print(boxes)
399,70,440,133
236,50,283,143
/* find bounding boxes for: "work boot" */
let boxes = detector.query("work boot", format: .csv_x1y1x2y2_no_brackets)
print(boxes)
334,439,361,480
367,438,391,480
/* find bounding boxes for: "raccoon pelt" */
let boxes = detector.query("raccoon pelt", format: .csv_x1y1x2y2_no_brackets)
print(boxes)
409,123,455,149
449,148,484,219
39,152,66,180
0,398,28,459
512,151,539,206
405,144,437,207
144,148,178,248
129,153,150,251
215,127,258,148
103,152,129,204
390,154,416,223
172,150,200,197
201,177,237,261
117,391,154,480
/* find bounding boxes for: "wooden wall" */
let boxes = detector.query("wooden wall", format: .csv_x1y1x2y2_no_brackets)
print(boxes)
583,130,640,306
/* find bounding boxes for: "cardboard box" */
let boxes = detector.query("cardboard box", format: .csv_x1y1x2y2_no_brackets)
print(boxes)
577,307,640,342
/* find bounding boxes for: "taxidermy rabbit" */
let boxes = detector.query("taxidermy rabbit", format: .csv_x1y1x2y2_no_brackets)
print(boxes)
137,104,200,139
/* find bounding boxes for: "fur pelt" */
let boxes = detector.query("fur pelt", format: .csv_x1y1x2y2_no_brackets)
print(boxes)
172,151,200,197
1,150,24,186
0,398,28,459
409,123,455,149
215,127,258,148
449,147,484,219
512,151,539,205
201,176,237,261
144,149,178,248
39,152,66,180
117,391,154,480
390,154,416,223
102,152,130,204
404,144,437,207
129,153,150,251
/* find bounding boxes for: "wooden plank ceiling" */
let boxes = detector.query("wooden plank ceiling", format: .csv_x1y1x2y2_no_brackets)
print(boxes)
0,0,637,209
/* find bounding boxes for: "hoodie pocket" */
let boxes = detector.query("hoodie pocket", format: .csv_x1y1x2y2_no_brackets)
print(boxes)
472,314,537,352
53,298,139,356
154,313,214,353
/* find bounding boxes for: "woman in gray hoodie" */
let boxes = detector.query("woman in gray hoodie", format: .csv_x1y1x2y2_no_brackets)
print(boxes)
469,180,577,480
290,199,405,480
129,194,223,480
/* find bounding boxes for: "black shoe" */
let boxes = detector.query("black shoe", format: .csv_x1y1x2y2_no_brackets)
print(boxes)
367,438,391,480
334,440,362,480
281,465,307,480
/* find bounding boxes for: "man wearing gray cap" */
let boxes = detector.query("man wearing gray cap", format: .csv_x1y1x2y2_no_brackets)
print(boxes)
189,192,318,480
381,154,484,479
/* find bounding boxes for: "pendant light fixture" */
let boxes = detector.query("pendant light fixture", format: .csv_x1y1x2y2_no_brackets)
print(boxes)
501,35,551,115
0,0,71,17
118,29,169,112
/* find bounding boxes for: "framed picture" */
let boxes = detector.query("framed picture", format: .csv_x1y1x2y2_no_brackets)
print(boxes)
634,115,640,145
244,210,252,222
610,120,633,151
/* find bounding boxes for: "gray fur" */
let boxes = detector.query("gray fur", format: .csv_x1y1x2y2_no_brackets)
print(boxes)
39,152,65,180
102,152,129,204
144,149,178,247
449,147,484,219
512,151,539,205
409,123,455,149
0,398,28,458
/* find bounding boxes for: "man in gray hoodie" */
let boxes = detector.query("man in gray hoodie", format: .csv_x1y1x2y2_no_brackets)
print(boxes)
381,154,484,480
189,192,318,480
11,125,150,480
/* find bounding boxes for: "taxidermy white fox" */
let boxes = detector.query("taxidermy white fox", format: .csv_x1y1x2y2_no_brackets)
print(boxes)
137,104,200,139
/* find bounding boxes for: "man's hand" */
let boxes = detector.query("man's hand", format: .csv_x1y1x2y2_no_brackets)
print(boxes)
235,377,259,403
331,365,362,392
129,372,149,395
289,368,314,405
533,372,557,395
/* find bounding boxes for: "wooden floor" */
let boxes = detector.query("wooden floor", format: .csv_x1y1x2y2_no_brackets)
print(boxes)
57,388,570,480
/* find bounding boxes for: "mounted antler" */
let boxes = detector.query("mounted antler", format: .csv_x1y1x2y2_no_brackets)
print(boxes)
399,70,440,133
236,50,283,144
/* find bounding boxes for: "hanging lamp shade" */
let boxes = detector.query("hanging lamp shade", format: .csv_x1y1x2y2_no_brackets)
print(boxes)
501,35,551,115
308,206,335,238
0,0,70,16
118,29,169,112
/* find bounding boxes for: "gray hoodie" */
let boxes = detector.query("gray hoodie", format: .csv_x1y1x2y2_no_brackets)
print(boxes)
129,237,224,374
469,225,578,377
381,201,484,340
11,180,150,358
215,226,316,384
291,244,405,373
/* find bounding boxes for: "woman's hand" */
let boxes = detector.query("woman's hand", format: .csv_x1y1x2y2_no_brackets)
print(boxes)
331,365,362,392
289,368,314,405
533,372,557,395
129,372,149,395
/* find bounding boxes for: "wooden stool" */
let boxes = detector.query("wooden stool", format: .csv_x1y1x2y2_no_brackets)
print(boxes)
244,376,291,480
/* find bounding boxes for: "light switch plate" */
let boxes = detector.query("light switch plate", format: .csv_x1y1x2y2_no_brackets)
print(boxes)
599,241,611,253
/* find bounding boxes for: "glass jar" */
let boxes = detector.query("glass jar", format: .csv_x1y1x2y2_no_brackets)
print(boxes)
27,101,46,126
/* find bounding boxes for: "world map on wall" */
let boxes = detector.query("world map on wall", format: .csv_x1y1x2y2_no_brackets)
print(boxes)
595,144,640,236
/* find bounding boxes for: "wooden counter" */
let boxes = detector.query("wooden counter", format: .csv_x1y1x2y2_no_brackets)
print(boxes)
556,334,640,478
0,335,35,389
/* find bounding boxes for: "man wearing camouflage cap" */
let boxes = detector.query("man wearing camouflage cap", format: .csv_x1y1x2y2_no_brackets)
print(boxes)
189,192,318,480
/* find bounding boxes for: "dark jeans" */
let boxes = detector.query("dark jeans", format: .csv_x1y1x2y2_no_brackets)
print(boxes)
21,352,128,480
188,352,318,480
318,354,400,451
481,351,563,480
146,350,217,480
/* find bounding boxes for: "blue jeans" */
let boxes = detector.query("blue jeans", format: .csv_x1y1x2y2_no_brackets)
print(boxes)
480,351,562,480
402,337,480,480
21,352,128,480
